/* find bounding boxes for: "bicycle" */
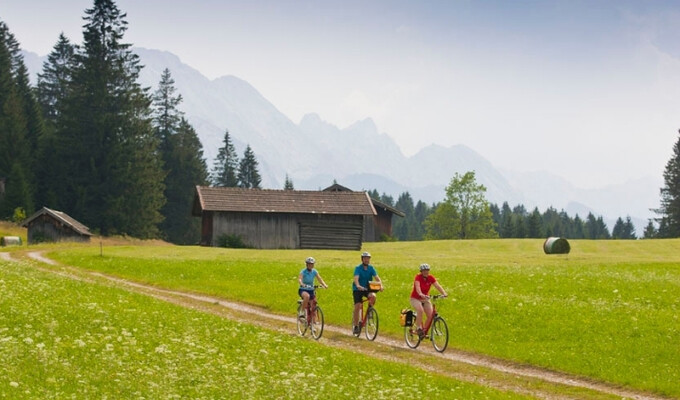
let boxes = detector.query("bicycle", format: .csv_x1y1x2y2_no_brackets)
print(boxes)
404,295,449,352
352,283,381,341
296,285,324,340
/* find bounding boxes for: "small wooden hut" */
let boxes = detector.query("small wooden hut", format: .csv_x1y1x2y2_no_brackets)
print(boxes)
21,207,92,244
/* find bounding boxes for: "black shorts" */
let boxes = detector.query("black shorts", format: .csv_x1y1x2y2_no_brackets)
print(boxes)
353,290,371,304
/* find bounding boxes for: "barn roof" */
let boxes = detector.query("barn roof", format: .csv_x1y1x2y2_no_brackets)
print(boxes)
193,186,377,216
21,207,93,236
322,184,405,217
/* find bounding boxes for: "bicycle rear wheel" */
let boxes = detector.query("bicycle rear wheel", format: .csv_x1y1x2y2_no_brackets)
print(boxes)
365,307,379,341
404,325,421,348
310,306,324,340
431,316,449,352
296,304,307,336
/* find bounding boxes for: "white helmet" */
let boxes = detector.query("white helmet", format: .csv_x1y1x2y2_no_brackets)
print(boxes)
361,252,371,258
305,257,315,264
419,263,431,271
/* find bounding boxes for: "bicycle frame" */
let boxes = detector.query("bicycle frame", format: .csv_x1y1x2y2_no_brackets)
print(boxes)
404,295,449,352
297,285,324,340
353,291,379,341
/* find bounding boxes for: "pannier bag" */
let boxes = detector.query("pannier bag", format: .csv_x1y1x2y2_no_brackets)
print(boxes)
400,309,414,327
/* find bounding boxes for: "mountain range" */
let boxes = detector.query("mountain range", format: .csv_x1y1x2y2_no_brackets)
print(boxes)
22,48,662,235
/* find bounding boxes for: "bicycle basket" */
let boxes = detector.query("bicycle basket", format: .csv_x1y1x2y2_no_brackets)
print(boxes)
368,281,382,291
400,309,414,327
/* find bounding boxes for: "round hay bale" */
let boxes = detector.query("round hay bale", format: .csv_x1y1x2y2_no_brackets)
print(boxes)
543,237,570,254
1,236,22,246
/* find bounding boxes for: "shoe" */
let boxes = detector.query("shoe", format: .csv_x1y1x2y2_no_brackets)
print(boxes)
417,328,425,339
353,325,360,335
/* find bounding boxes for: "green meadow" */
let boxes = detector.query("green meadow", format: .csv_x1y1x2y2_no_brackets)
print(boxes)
43,239,680,398
0,256,527,399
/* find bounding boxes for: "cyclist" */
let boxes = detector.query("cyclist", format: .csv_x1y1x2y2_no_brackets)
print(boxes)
352,251,383,335
410,263,447,339
298,257,328,320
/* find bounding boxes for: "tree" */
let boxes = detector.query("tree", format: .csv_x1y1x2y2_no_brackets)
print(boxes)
55,0,165,237
643,220,657,239
612,216,636,239
35,33,77,209
654,129,680,237
237,145,261,189
151,70,208,243
160,118,208,244
212,130,239,187
424,171,497,239
283,174,294,190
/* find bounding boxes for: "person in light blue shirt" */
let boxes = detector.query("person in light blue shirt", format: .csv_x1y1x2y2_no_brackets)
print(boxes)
298,257,328,318
352,251,383,334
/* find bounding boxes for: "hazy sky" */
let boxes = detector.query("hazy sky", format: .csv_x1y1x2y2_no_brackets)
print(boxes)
4,0,680,188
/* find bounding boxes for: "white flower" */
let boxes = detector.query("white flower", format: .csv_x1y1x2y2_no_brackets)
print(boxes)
9,382,19,388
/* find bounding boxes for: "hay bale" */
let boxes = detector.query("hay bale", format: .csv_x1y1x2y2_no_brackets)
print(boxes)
1,236,22,246
543,237,570,254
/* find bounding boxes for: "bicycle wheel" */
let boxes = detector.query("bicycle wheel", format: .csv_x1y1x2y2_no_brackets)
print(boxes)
404,325,421,348
310,306,324,340
296,304,307,336
431,316,449,352
365,307,379,341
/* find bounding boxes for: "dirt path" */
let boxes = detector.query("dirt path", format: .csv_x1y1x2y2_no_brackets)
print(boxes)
6,251,672,400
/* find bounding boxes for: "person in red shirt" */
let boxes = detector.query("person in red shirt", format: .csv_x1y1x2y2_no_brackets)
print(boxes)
410,263,448,338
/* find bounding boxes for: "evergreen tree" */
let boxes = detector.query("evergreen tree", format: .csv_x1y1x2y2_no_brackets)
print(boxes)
212,130,239,187
612,217,625,239
572,214,585,239
0,162,32,219
283,174,294,190
643,219,657,239
55,0,165,237
151,70,208,243
654,129,680,237
35,33,77,209
499,202,513,238
160,118,208,244
526,207,544,238
0,21,40,217
393,191,417,241
237,145,261,189
424,171,497,239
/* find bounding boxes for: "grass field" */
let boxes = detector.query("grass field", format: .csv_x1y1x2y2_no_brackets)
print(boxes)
39,239,680,398
0,255,529,399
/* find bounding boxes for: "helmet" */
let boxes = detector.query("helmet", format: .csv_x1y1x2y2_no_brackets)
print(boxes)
305,257,315,264
361,252,371,258
419,263,431,271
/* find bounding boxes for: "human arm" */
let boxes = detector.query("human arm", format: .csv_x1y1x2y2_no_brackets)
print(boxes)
433,281,447,297
316,273,328,288
414,278,428,299
353,274,366,291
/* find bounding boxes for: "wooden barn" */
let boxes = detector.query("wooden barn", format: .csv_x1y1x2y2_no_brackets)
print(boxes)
21,207,92,244
192,186,377,249
323,184,405,241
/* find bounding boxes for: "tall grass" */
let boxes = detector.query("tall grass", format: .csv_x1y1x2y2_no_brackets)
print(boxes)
0,259,527,399
47,239,680,397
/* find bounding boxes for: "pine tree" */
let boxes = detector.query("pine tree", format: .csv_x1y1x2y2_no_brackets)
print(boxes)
151,69,208,243
160,118,208,244
283,174,294,190
654,130,680,237
212,130,239,187
612,217,625,239
35,33,77,209
643,220,657,239
56,0,165,237
237,145,261,189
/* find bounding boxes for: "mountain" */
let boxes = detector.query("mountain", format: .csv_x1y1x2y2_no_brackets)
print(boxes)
23,47,661,234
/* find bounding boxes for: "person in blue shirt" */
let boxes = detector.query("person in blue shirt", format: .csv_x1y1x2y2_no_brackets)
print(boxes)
298,257,328,318
352,251,383,334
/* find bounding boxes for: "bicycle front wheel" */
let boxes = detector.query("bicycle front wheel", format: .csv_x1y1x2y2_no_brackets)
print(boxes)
404,325,421,349
310,306,324,340
431,316,449,352
296,304,307,336
365,307,379,341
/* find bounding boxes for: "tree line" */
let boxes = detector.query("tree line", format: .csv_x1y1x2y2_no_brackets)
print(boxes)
0,2,261,244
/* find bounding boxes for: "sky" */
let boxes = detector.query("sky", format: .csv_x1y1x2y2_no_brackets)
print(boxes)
3,0,680,189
